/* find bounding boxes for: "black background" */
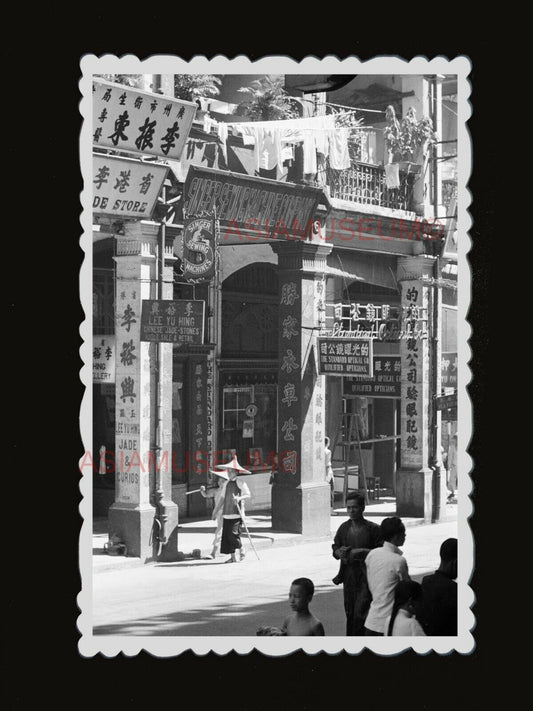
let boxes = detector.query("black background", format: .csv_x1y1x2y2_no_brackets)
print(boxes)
6,22,492,710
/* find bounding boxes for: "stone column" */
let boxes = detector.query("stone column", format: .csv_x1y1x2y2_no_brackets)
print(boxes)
396,255,443,521
108,221,178,560
270,238,332,535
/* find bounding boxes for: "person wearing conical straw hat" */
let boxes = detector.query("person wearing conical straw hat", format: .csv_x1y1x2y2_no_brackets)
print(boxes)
216,455,251,563
200,468,229,559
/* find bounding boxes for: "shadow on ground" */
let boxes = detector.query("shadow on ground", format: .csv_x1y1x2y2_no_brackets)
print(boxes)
93,583,347,636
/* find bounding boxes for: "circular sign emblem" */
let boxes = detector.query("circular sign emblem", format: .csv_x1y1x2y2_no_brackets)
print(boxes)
245,403,258,418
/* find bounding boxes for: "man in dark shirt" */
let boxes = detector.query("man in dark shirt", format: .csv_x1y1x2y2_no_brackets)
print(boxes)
418,537,458,635
332,491,382,636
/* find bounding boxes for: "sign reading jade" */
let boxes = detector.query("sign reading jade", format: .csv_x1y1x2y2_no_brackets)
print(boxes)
140,300,204,345
92,79,196,160
93,153,168,219
182,216,216,283
318,338,373,376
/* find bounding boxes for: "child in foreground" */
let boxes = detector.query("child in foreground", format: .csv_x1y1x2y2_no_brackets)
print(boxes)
384,580,426,636
257,578,325,636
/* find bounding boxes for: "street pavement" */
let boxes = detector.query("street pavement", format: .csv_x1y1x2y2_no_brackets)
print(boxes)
92,508,458,637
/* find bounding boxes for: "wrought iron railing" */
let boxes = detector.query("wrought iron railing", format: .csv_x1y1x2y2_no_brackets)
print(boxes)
327,161,416,212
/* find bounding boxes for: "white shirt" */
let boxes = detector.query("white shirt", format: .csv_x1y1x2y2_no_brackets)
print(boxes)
384,608,426,636
364,541,409,633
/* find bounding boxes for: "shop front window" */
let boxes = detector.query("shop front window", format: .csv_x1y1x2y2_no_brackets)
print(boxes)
220,383,277,470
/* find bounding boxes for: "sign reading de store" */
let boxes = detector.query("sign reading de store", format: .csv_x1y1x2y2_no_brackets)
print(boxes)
318,338,373,377
93,153,168,219
93,79,196,161
140,300,205,345
343,355,401,398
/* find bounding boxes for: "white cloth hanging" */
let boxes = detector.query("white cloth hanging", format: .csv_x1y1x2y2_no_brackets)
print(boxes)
384,163,400,189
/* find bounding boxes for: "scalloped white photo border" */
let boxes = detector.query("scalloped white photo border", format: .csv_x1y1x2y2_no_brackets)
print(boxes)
78,54,473,657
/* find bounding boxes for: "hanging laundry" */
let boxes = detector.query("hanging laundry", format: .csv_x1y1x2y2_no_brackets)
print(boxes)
328,127,351,170
384,163,400,189
217,122,229,162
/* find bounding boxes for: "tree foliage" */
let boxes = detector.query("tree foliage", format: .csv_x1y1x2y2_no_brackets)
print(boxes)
173,75,222,102
235,76,299,121
383,105,436,162
96,74,144,88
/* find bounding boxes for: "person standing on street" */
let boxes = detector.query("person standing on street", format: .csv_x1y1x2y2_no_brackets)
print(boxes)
324,436,335,511
417,537,458,635
199,469,228,559
216,455,251,563
332,491,382,635
364,516,410,636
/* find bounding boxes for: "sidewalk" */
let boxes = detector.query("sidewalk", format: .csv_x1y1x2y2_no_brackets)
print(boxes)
92,496,458,573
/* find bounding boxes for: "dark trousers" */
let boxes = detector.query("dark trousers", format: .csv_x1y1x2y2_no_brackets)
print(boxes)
364,627,384,636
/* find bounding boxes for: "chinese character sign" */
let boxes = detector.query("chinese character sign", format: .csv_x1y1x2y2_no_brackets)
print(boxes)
317,338,373,377
140,300,205,345
343,356,401,397
400,281,430,469
93,335,115,383
93,80,196,160
93,154,168,219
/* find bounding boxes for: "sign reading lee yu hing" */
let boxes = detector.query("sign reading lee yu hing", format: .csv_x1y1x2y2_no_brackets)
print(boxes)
343,355,401,397
92,79,197,160
93,153,169,219
318,338,373,377
140,300,204,345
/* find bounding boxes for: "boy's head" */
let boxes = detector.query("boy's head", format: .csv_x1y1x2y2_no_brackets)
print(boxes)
439,537,458,579
289,577,314,612
380,516,406,546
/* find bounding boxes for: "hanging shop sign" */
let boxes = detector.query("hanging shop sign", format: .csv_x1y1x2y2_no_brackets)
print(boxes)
93,335,115,383
323,302,428,341
92,79,196,160
183,165,325,241
435,392,457,411
181,216,216,283
317,338,373,377
93,153,168,219
343,355,401,398
441,351,457,388
140,300,205,345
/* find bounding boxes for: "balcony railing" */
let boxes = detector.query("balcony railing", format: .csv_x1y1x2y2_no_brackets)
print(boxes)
326,161,416,212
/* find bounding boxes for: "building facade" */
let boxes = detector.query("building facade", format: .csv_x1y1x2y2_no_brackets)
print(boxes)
91,72,457,558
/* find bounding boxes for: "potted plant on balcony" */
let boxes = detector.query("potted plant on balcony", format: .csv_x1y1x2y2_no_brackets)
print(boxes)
383,105,436,174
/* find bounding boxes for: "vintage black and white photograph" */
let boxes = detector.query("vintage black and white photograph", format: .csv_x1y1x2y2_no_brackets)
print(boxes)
77,55,473,656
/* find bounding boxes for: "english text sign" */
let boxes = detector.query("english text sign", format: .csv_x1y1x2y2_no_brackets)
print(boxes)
140,300,205,345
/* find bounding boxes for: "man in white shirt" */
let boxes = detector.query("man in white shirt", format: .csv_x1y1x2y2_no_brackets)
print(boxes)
364,517,410,636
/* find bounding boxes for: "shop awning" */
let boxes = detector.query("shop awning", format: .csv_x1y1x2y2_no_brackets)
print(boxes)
324,265,364,281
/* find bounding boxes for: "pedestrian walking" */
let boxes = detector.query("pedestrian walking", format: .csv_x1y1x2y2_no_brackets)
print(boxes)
417,537,458,635
332,491,382,636
199,468,228,558
215,455,251,563
364,516,410,636
384,580,426,636
324,436,335,510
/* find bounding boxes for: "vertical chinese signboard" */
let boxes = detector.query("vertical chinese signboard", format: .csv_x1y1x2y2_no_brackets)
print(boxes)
115,282,147,505
399,284,430,469
93,79,196,161
278,280,302,477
